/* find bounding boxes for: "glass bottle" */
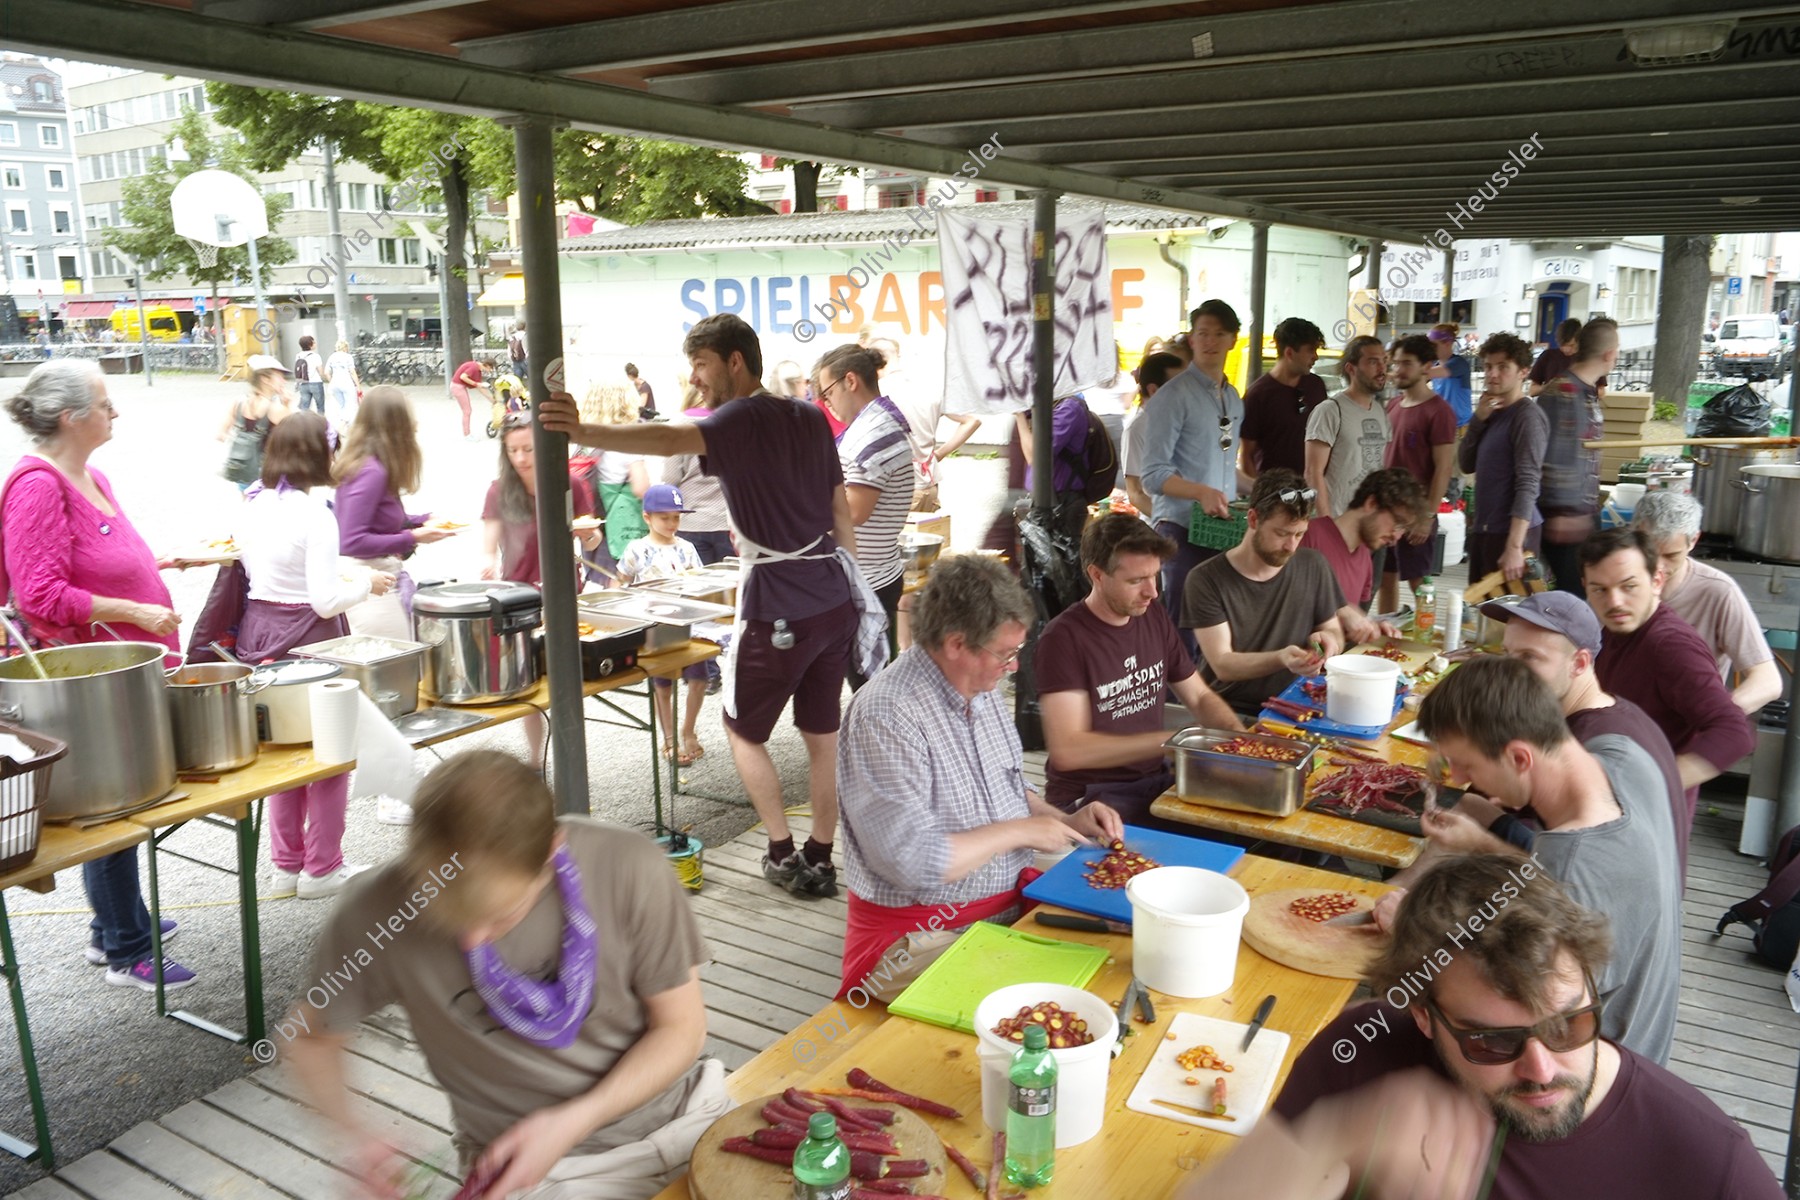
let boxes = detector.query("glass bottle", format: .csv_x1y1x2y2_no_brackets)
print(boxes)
791,1112,852,1200
1005,1023,1057,1188
1414,576,1436,635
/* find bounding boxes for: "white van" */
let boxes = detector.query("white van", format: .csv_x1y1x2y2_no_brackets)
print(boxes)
1710,312,1790,380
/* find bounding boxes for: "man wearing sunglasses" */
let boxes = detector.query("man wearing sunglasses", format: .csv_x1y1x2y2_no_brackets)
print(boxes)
1201,855,1781,1200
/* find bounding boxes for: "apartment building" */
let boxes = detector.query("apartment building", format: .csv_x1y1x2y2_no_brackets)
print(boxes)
0,55,85,330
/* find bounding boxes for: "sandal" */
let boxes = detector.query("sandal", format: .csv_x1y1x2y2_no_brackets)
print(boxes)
678,738,705,767
661,741,676,761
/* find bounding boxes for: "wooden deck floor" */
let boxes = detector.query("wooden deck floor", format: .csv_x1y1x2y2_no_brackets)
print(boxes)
16,775,1800,1196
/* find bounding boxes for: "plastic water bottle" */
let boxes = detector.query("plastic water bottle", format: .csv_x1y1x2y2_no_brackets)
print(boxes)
791,1112,852,1200
1006,1023,1058,1188
1414,577,1436,636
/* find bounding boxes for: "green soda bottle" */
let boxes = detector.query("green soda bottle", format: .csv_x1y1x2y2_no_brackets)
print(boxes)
791,1111,852,1200
1005,1023,1058,1188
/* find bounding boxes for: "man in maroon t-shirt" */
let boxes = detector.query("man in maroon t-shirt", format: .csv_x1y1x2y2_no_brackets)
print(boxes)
1035,514,1239,825
541,314,857,900
1184,855,1782,1200
1378,334,1458,613
1238,317,1327,480
1298,467,1424,644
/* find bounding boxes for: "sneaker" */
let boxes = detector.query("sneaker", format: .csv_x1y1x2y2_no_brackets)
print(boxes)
794,858,839,899
269,869,299,900
762,852,838,899
376,795,414,826
106,957,197,992
297,863,370,900
85,918,178,966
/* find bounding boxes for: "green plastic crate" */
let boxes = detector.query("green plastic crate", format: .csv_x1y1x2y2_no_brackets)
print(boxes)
1687,380,1733,410
1189,500,1249,550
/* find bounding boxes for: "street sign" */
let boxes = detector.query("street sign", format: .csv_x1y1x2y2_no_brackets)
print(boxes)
194,295,206,312
543,356,565,394
1728,277,1744,296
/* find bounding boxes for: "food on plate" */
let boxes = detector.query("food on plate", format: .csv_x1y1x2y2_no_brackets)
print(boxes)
1289,891,1359,923
991,1000,1094,1049
1175,1044,1234,1073
1360,645,1411,664
428,519,467,531
1212,735,1305,763
1309,762,1428,817
1084,840,1161,889
577,622,595,636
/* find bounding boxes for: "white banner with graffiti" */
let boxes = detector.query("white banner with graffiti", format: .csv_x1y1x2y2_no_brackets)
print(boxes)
937,205,1118,415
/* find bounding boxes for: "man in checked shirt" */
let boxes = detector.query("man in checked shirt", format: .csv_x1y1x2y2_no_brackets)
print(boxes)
835,554,1124,1002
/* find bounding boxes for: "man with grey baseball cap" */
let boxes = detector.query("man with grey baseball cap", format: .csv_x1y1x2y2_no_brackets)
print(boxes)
1479,591,1689,877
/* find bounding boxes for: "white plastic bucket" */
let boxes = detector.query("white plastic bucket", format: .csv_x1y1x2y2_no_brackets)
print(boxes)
974,982,1116,1148
1324,654,1401,728
1437,507,1466,566
1610,482,1646,512
1126,867,1249,999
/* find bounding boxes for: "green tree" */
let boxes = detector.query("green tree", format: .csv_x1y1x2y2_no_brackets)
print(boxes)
551,133,766,222
103,110,295,350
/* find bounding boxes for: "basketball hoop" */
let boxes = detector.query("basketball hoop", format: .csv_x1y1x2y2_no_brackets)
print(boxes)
185,237,220,271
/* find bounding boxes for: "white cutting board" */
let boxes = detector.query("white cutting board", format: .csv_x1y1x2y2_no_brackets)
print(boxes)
1124,1011,1290,1136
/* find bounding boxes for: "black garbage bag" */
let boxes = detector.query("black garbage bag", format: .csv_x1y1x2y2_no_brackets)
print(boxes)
1013,495,1090,750
1695,382,1771,438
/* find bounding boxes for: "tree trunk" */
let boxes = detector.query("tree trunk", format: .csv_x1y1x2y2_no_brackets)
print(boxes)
1651,234,1714,409
792,161,821,213
441,159,473,376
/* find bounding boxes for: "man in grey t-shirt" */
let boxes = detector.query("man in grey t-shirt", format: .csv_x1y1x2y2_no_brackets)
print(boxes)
1304,335,1391,518
1414,656,1682,1064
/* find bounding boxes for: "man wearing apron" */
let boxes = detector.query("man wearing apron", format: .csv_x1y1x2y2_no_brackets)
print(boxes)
541,314,858,899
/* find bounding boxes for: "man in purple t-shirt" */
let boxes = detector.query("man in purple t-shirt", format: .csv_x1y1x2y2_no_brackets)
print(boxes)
1297,467,1424,644
1183,855,1781,1200
1035,514,1239,825
541,314,856,900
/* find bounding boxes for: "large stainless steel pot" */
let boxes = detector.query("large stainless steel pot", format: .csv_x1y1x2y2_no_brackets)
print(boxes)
1735,464,1800,563
0,642,176,821
412,581,543,704
1693,446,1789,536
165,662,260,772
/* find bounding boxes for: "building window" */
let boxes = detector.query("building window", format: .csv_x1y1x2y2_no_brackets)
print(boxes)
38,126,61,149
14,253,37,281
2,166,19,190
835,194,849,211
57,254,77,281
7,206,27,235
402,238,421,265
31,79,53,104
0,124,15,147
759,154,778,170
777,199,793,214
877,187,916,209
46,167,64,190
51,207,71,235
377,238,398,265
346,182,369,210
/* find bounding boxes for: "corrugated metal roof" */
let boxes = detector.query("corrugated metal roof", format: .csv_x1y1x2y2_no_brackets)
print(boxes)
560,200,1209,254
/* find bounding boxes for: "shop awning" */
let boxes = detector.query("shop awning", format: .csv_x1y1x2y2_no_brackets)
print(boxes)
476,273,525,307
63,301,116,319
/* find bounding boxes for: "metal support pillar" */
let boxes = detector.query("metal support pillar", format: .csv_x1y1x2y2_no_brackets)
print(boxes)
1366,240,1384,290
321,140,354,347
1029,190,1058,516
1247,221,1269,382
1441,248,1454,321
512,114,588,816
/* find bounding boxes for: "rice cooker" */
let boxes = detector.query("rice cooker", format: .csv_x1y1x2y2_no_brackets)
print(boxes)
411,581,544,705
248,659,344,744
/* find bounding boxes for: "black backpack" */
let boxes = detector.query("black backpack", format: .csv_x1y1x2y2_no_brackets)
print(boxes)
293,354,310,382
1714,823,1800,968
1078,409,1118,503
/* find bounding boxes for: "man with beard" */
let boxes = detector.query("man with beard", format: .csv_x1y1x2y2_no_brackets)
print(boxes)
1299,467,1424,644
1181,855,1780,1200
1182,468,1346,715
1035,514,1241,826
1377,334,1457,613
1413,657,1680,1064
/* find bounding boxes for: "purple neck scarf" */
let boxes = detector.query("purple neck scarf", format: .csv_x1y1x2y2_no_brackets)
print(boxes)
464,844,598,1050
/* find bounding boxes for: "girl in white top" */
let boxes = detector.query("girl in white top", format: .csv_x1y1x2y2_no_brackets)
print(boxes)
234,412,393,901
323,339,361,431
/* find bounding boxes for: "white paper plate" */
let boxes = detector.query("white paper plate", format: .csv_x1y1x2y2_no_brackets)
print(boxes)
1124,1010,1289,1136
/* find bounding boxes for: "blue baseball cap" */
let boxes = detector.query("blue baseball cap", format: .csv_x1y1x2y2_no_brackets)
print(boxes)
1481,591,1602,656
642,483,692,514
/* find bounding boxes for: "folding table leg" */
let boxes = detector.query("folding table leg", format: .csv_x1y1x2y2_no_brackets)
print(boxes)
235,804,265,1045
0,890,52,1166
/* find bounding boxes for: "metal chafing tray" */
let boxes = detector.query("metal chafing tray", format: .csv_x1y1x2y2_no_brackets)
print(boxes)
1166,726,1317,817
580,589,734,654
638,574,734,608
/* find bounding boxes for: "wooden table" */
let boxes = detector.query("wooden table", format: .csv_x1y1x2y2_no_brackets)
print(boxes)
653,855,1391,1199
0,820,149,1167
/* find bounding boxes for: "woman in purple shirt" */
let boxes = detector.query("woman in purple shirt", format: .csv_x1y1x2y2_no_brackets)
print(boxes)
332,386,451,639
0,360,196,991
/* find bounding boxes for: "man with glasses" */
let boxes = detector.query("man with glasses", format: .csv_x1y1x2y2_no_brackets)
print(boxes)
1182,468,1347,715
835,555,1123,1001
1411,656,1681,1064
1138,299,1245,647
1298,468,1425,645
1188,855,1779,1200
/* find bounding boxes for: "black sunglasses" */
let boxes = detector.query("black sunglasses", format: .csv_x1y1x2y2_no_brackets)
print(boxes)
1275,485,1318,508
1217,413,1233,452
1422,977,1604,1066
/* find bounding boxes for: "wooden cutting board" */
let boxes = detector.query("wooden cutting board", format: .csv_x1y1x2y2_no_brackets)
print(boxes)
688,1093,951,1200
1241,888,1388,980
1345,637,1439,676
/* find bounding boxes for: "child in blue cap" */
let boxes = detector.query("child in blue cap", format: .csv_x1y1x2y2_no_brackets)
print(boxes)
618,484,711,764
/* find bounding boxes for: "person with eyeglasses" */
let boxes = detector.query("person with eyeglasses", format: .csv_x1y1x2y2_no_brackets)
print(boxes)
1297,467,1425,646
1188,853,1781,1200
1406,656,1681,1065
835,555,1124,1002
1181,468,1347,714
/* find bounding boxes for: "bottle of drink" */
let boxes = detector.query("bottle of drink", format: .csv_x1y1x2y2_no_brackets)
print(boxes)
1005,1023,1057,1188
1414,576,1436,635
792,1112,852,1200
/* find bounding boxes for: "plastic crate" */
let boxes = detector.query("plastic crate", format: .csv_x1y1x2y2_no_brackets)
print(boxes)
1189,501,1249,550
0,721,66,875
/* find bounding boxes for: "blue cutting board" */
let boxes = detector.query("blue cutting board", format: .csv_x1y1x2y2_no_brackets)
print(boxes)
1022,824,1245,925
1258,674,1403,740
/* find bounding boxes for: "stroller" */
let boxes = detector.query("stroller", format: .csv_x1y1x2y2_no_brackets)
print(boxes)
486,371,529,438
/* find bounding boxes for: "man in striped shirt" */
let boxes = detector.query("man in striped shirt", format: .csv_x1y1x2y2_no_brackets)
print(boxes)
818,343,913,688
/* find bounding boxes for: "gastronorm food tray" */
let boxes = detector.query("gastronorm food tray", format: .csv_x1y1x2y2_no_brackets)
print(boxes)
1166,726,1317,817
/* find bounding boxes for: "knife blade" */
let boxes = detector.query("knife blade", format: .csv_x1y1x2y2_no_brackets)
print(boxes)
1240,994,1277,1052
1033,912,1130,935
1324,908,1375,927
1112,979,1140,1058
1153,1098,1236,1122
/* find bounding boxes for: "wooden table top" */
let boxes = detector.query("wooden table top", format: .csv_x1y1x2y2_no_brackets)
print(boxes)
2,818,147,894
653,855,1391,1200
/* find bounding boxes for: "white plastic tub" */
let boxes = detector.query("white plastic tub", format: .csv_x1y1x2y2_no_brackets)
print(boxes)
1126,867,1249,999
1438,506,1466,567
974,982,1116,1148
1324,654,1401,728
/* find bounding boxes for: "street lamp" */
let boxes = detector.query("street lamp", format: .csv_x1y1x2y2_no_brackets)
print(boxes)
123,270,154,388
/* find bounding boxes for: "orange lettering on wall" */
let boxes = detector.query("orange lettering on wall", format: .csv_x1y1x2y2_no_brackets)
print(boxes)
918,272,945,335
827,275,865,333
1111,267,1146,321
872,273,910,333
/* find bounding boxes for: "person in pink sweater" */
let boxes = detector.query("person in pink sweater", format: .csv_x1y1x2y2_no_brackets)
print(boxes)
0,359,195,991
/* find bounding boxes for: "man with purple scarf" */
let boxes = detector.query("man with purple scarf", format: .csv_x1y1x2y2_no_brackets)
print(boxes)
287,751,727,1199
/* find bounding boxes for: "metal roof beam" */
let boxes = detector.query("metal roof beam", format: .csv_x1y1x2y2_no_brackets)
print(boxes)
192,0,469,28
1202,167,1800,197
650,0,1800,106
9,0,1424,244
455,0,1178,74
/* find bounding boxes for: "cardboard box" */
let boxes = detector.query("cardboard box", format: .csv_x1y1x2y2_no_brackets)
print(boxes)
905,512,951,544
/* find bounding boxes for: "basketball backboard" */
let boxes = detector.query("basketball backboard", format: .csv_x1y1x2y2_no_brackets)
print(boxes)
170,169,268,247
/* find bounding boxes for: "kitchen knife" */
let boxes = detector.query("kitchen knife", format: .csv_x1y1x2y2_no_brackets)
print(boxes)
1240,994,1277,1052
1033,912,1130,935
1112,979,1141,1058
1153,1098,1236,1122
1324,908,1375,927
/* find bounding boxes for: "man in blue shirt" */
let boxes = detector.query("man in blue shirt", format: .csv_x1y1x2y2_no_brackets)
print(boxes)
1137,299,1244,654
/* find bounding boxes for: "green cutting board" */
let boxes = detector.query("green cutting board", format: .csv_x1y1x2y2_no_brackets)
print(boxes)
886,921,1111,1034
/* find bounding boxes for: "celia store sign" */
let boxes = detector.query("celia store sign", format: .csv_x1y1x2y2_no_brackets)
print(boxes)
1533,257,1590,281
